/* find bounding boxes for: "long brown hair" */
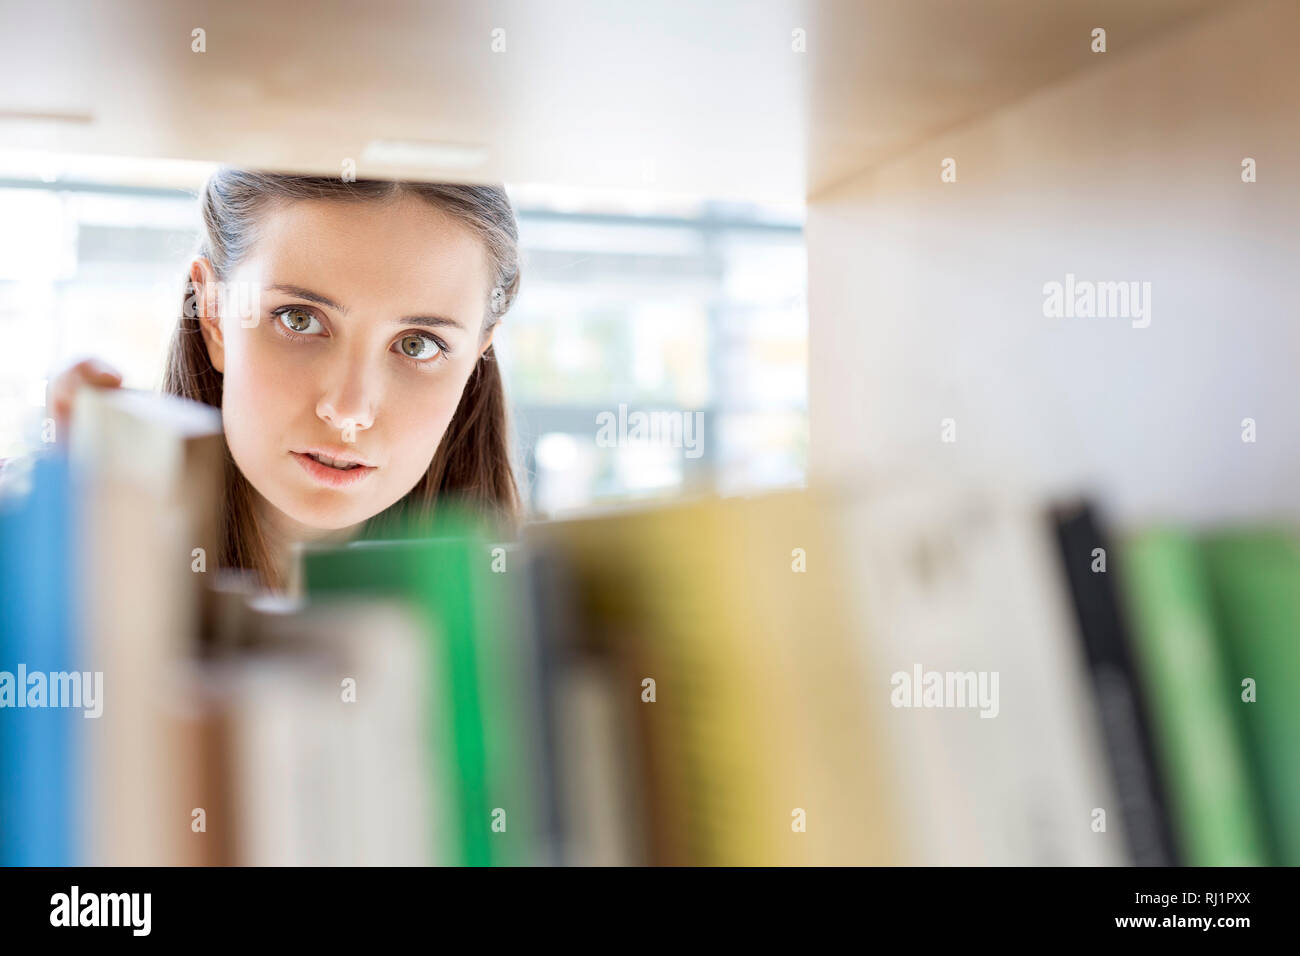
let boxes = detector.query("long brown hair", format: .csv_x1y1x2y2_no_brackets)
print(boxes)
161,169,522,588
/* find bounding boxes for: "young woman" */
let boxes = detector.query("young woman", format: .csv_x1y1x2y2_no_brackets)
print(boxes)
48,169,522,590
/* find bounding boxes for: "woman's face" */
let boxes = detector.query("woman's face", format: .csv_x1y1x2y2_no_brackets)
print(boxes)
196,194,495,532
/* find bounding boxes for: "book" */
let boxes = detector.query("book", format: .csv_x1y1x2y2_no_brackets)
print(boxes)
169,658,236,866
516,546,574,865
527,508,679,863
304,515,543,866
1117,528,1269,865
834,478,1124,865
549,655,646,865
0,454,78,866
1200,530,1300,865
70,387,225,865
1051,502,1179,865
252,599,436,866
530,491,899,864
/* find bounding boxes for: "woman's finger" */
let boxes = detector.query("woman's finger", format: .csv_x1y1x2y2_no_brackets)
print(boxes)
81,367,124,387
47,358,125,430
70,357,124,385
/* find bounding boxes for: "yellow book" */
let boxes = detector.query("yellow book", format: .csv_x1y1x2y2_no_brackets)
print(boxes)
532,490,900,865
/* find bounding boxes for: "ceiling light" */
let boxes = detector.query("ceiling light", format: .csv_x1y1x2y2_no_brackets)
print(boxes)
361,139,490,171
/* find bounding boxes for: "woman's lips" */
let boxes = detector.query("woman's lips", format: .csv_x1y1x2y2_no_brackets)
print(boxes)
291,451,377,488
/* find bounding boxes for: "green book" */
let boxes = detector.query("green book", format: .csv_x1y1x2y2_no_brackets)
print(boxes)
1201,530,1300,865
304,515,536,866
1118,529,1269,865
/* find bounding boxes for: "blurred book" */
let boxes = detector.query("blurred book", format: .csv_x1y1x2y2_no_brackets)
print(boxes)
1200,531,1300,866
200,598,434,866
0,454,78,866
1052,503,1179,865
304,518,546,866
7,395,1296,867
1117,529,1269,866
833,480,1124,865
70,387,224,866
530,490,900,865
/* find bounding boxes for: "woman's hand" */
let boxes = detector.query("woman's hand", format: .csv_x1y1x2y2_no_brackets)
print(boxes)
47,358,124,439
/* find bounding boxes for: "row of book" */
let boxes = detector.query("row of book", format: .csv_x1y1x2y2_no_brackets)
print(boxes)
1,389,1295,864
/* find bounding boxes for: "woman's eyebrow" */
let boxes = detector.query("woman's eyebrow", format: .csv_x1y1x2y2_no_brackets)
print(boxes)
270,283,345,311
400,315,465,331
269,283,464,330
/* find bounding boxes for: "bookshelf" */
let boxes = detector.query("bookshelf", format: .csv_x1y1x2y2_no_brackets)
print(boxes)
3,390,1295,865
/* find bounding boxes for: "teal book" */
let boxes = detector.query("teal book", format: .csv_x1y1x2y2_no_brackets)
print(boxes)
1118,529,1269,865
1201,530,1300,865
303,514,538,866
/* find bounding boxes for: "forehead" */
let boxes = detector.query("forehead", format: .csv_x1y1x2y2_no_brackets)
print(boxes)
242,195,492,323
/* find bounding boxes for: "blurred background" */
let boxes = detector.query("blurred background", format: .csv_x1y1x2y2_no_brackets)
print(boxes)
2,0,1298,868
2,0,1296,527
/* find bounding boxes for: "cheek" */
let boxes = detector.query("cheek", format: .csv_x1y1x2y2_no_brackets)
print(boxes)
380,367,473,477
219,328,309,469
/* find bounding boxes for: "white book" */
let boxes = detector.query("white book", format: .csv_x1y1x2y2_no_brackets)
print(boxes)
219,655,316,866
243,599,438,866
834,476,1124,865
70,387,223,866
552,656,644,866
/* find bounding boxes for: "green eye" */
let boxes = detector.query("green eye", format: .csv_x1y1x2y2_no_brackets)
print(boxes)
397,333,441,360
277,308,322,334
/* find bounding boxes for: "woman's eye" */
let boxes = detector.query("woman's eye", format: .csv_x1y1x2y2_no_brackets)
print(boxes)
277,308,323,335
395,333,444,361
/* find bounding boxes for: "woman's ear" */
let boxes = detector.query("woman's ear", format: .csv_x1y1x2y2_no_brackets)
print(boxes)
478,322,499,358
190,257,225,374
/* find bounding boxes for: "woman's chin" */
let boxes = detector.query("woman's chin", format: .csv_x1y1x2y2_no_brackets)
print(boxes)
284,498,376,534
255,483,381,537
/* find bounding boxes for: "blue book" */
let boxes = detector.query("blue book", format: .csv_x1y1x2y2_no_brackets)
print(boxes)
0,454,79,866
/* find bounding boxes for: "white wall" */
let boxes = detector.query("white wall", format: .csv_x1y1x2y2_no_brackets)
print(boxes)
807,0,1300,526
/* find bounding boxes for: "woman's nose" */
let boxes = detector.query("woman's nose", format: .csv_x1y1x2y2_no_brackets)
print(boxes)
316,366,376,440
317,401,374,441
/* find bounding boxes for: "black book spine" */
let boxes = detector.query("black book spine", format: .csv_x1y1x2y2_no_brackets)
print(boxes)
1051,503,1180,866
520,545,576,865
